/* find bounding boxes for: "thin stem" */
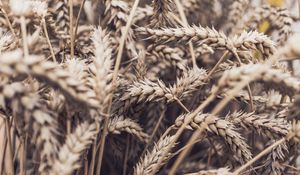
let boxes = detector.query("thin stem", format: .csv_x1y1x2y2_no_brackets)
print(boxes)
152,92,216,174
66,104,72,134
42,18,57,62
84,155,88,175
174,97,190,113
89,140,97,175
4,117,14,175
168,123,207,175
20,16,29,57
0,133,7,175
20,137,26,175
233,138,286,175
298,0,300,19
69,0,74,58
206,51,229,79
233,52,255,112
174,0,197,68
74,0,87,39
141,108,166,157
155,53,224,161
160,125,175,140
169,79,253,175
95,1,140,174
0,4,17,38
246,85,254,111
173,138,203,156
24,134,28,175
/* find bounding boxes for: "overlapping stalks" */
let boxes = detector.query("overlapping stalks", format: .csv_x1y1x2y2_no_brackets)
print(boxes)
0,0,300,175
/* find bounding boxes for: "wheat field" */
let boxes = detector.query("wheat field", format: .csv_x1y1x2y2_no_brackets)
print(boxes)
1,0,300,174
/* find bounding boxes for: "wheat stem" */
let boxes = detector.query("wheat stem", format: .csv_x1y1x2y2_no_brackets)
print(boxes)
74,0,87,39
20,137,26,175
207,51,229,79
174,97,190,113
4,117,14,175
0,3,16,38
69,0,74,58
84,156,88,175
174,0,197,68
168,124,206,175
169,78,252,175
153,93,216,174
89,141,97,175
0,132,7,175
141,109,166,157
298,0,300,19
20,16,28,57
42,18,57,62
233,137,286,175
96,1,140,174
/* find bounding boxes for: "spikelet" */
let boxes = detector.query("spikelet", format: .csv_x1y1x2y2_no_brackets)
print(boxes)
49,122,98,175
216,63,300,97
232,30,276,58
224,0,249,33
121,67,207,107
147,44,188,72
137,26,231,50
50,0,70,40
0,31,13,53
239,5,292,44
150,0,176,28
108,116,149,142
134,135,176,175
0,80,59,173
0,49,99,108
137,26,275,58
226,111,288,138
88,27,113,108
175,113,252,163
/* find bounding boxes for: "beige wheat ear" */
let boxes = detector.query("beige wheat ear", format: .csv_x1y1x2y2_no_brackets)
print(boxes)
226,111,289,139
49,122,98,175
134,135,176,175
0,81,59,173
239,5,293,44
0,31,14,53
147,44,188,72
137,26,275,59
150,0,176,28
0,50,99,108
121,67,207,109
224,0,249,34
108,116,149,142
175,113,252,163
89,26,113,108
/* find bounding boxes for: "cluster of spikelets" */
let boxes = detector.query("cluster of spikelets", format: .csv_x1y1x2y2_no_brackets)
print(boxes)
1,0,300,174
